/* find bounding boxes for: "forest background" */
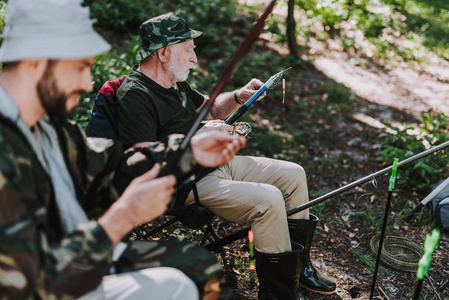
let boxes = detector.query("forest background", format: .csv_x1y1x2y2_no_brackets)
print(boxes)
1,0,449,299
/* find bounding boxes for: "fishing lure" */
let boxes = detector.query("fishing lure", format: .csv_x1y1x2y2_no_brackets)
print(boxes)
225,67,291,125
282,78,285,104
248,229,255,286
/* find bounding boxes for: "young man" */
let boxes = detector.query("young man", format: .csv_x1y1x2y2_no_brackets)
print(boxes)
0,1,245,299
113,12,337,299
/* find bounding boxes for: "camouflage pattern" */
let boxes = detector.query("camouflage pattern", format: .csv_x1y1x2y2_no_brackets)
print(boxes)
116,239,230,299
0,114,227,299
137,12,203,61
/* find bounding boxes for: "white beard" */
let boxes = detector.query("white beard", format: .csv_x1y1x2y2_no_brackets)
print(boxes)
166,50,192,82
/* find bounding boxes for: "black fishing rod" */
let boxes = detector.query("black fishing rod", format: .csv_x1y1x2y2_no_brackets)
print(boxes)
370,158,398,300
286,139,449,217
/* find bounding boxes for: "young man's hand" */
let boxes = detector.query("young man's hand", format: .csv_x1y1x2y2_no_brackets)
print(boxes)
99,164,176,244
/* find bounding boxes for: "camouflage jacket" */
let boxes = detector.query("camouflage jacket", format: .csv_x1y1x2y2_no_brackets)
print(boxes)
0,112,196,299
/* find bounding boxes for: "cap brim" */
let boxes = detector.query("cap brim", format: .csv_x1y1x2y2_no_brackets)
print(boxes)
190,29,203,39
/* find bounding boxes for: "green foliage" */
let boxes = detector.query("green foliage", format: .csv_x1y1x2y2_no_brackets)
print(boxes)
0,1,6,47
376,112,449,191
383,0,449,57
90,0,238,33
296,0,391,37
73,36,140,128
89,0,239,56
295,0,449,60
90,0,162,33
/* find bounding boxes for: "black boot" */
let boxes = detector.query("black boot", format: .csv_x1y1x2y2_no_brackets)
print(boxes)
288,214,337,294
255,242,305,300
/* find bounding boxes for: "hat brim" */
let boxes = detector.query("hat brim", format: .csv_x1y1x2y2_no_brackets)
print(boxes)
137,29,203,61
0,30,110,62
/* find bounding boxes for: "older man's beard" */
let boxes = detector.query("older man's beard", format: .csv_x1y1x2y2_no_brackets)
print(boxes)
166,51,193,82
36,61,77,119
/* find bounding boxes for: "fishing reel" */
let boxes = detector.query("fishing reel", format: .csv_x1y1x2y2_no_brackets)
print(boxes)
233,122,252,138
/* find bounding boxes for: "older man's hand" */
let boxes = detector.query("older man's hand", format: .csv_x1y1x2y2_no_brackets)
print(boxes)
235,78,266,102
191,130,246,167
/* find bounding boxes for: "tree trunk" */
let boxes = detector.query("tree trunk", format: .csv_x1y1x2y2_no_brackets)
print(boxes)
287,0,299,57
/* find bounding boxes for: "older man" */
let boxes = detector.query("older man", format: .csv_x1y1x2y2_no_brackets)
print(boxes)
0,1,245,299
110,12,336,299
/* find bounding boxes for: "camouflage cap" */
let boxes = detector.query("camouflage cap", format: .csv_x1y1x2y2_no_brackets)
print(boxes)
137,12,203,61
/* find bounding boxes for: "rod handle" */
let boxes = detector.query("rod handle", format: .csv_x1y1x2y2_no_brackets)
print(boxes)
225,105,249,125
243,85,268,108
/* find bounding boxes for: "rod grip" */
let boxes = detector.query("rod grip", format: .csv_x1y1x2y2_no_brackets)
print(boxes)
225,105,249,125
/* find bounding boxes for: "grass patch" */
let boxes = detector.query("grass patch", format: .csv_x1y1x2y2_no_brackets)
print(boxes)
352,203,383,231
352,247,386,275
250,128,286,156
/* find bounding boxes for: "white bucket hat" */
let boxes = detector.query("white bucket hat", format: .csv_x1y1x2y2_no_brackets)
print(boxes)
0,0,111,62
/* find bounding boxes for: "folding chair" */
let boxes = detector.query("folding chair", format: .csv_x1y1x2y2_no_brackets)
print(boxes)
135,176,249,253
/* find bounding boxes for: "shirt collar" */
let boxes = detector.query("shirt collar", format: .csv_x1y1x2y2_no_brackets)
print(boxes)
0,86,21,124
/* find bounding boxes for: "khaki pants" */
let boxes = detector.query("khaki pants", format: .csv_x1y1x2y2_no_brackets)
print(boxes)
187,156,309,253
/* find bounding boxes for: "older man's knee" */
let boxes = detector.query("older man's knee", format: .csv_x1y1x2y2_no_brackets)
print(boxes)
256,187,286,216
287,163,306,180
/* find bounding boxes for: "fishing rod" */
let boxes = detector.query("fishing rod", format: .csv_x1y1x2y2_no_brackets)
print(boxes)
286,139,449,217
225,68,291,125
370,158,398,300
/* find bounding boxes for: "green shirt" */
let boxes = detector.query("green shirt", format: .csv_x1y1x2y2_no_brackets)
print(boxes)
117,66,204,147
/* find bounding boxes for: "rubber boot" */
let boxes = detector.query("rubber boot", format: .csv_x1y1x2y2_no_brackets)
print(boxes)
255,242,305,300
288,214,337,294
